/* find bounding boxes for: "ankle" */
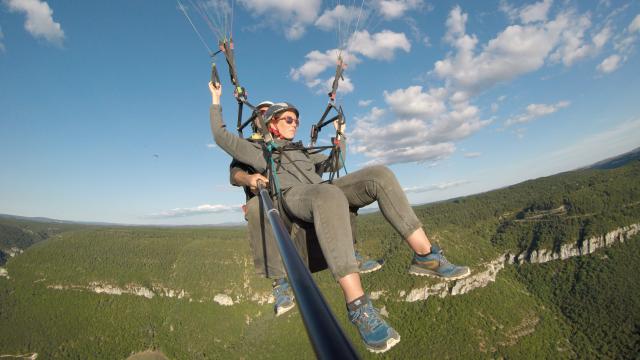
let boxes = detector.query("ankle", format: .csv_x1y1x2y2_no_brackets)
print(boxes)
347,294,368,312
415,250,432,258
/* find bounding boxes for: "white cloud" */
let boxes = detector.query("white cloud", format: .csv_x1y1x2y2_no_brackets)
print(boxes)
149,204,242,218
519,0,553,24
5,0,64,45
358,99,373,107
383,86,446,119
592,26,612,49
348,30,411,61
375,0,424,20
435,6,611,95
548,13,594,66
505,100,570,126
290,29,410,92
463,152,481,158
595,13,640,74
290,48,360,92
444,5,467,42
206,143,217,148
629,14,640,33
323,74,354,95
238,0,321,40
349,87,491,165
597,54,621,73
403,180,469,193
315,4,364,31
499,0,518,22
436,6,555,94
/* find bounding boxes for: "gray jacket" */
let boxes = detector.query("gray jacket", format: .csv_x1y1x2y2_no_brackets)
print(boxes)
210,105,345,190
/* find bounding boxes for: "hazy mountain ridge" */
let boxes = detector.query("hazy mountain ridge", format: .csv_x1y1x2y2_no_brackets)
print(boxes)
585,146,640,170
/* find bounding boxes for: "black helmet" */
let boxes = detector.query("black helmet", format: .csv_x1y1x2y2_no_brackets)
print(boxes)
263,102,299,123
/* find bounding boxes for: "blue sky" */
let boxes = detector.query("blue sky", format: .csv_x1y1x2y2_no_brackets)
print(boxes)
1,0,639,225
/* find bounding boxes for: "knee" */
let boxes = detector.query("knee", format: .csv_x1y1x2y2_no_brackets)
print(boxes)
367,165,396,185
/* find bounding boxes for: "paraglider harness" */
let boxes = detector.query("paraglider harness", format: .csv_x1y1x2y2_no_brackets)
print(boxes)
212,40,348,215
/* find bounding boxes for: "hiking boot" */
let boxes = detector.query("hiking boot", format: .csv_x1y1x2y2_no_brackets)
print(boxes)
355,251,382,274
272,278,295,316
409,245,471,280
348,296,400,353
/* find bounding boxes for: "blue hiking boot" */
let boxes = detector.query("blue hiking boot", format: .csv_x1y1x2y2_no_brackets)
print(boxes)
409,245,471,280
348,296,400,353
355,251,383,274
272,278,295,316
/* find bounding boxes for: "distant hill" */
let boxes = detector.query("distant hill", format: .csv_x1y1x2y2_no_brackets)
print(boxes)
586,146,640,170
0,213,132,227
0,216,90,265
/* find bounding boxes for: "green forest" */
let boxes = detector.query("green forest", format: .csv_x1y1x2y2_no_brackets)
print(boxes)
0,160,639,359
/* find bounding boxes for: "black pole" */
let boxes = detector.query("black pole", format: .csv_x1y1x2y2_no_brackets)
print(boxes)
257,182,360,360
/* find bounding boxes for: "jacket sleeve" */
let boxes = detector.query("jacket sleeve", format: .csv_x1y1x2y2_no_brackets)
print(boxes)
229,159,257,186
210,105,267,173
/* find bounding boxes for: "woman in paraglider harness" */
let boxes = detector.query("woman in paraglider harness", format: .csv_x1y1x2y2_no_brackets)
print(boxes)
208,81,471,354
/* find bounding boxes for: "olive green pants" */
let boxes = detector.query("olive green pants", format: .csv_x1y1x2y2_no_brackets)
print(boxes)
245,195,359,279
283,165,423,280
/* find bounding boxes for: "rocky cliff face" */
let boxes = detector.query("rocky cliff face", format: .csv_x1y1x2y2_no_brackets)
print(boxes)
508,223,639,264
402,223,639,303
48,282,188,300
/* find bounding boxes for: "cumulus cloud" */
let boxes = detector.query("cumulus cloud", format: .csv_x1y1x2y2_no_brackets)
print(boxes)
238,0,321,40
349,87,491,165
206,143,217,148
597,54,621,73
384,86,446,119
315,4,364,31
598,13,640,74
348,30,411,60
149,204,242,218
519,0,552,24
630,14,640,33
358,99,373,107
435,5,612,95
4,0,64,45
505,100,570,126
290,48,360,92
375,0,424,20
290,30,409,93
403,180,469,193
548,13,596,66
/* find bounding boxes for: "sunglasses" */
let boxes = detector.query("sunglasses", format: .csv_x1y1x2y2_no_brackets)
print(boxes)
277,115,299,126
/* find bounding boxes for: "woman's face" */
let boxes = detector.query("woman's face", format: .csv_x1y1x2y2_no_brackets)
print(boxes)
269,110,299,140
